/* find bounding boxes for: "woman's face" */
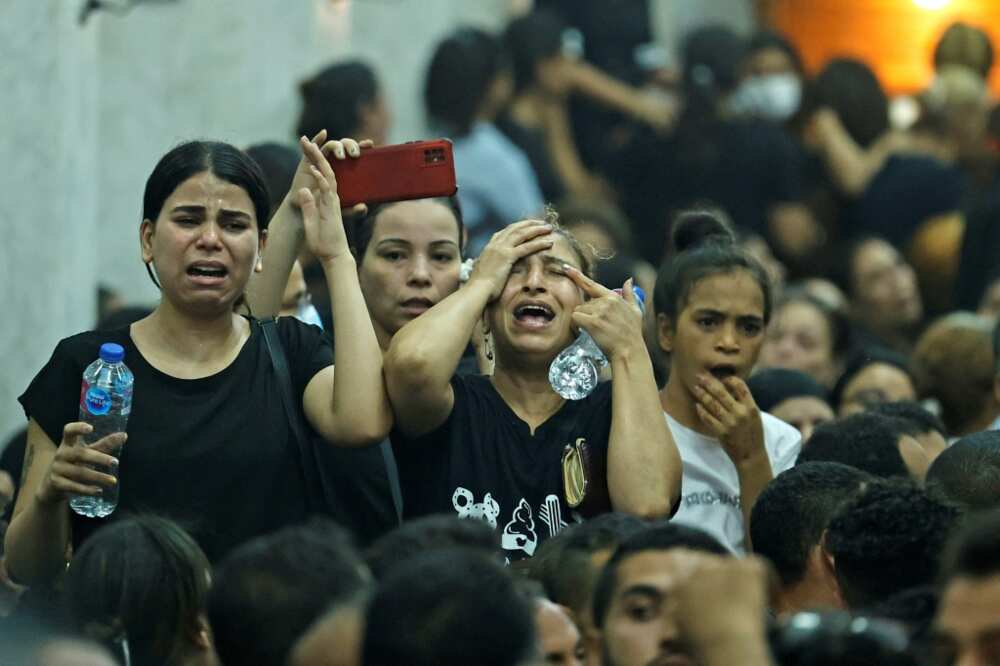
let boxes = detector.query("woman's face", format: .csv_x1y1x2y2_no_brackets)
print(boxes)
851,239,922,331
758,300,839,387
140,171,263,316
839,362,917,416
488,234,585,364
659,270,767,392
771,396,835,444
358,200,461,346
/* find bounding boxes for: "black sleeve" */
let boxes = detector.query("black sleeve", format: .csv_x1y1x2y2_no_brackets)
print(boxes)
18,335,99,446
763,125,804,204
276,318,334,399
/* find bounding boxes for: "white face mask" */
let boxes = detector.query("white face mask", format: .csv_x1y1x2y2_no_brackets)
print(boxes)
296,302,324,330
731,73,802,122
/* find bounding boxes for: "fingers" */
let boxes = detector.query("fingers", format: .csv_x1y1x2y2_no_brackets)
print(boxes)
52,460,117,489
696,374,739,410
563,264,613,299
358,139,375,149
722,376,755,406
510,237,555,261
297,188,317,219
621,277,636,304
338,138,361,158
61,422,92,446
90,432,127,455
503,219,552,246
695,403,726,436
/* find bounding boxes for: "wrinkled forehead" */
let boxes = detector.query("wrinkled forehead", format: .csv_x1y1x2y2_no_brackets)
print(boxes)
371,200,461,244
161,172,256,219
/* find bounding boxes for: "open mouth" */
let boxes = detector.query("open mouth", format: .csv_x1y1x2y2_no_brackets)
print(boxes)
513,302,555,328
186,262,228,281
708,364,738,381
400,298,434,315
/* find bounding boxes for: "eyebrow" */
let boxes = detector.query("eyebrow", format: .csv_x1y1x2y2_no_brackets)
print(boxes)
692,308,764,322
375,238,460,248
618,584,663,604
171,204,252,221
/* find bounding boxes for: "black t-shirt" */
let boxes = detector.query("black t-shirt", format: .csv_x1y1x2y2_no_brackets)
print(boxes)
19,317,335,562
391,375,613,562
497,113,566,202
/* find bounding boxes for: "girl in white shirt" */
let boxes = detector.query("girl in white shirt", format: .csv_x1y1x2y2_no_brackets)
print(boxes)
653,211,802,553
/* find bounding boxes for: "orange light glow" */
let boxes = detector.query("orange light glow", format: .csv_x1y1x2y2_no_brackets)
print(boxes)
762,0,1000,96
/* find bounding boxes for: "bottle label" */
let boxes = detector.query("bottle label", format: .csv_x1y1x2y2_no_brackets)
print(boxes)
84,386,112,416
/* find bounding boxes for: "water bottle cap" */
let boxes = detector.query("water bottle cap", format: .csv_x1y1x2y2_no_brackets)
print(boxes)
99,343,125,364
633,285,646,304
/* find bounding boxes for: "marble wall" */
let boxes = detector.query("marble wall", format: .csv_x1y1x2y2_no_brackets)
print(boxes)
0,0,752,446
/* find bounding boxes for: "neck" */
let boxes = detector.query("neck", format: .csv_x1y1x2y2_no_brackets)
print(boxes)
491,362,565,432
775,574,845,616
139,300,244,362
660,376,713,435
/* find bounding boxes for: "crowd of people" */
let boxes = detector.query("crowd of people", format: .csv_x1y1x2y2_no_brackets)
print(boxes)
4,4,1000,665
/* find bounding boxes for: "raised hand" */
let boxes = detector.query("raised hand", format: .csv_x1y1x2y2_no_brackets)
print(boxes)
468,219,554,301
295,135,363,263
692,374,766,465
565,271,645,362
292,131,371,219
36,423,124,505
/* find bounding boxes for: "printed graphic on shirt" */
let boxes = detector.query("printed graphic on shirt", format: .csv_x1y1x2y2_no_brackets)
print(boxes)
501,498,538,557
681,490,741,508
539,494,569,538
452,487,501,528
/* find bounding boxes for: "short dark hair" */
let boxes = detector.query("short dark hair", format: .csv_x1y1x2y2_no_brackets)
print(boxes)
504,10,565,92
425,28,508,136
654,208,772,328
867,401,946,437
865,585,939,646
808,59,889,148
363,549,535,666
592,523,728,628
750,462,873,586
350,197,466,266
64,515,211,666
297,60,379,140
940,508,1000,581
527,513,647,617
825,479,959,608
746,29,804,74
208,519,369,666
926,430,1000,513
796,413,913,479
365,515,500,580
831,346,915,412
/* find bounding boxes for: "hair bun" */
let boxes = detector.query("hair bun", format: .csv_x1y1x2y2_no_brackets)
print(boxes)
669,208,737,255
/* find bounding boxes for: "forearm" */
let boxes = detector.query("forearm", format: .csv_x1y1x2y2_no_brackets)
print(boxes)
323,254,392,442
606,346,681,518
539,101,595,196
572,62,674,128
736,454,773,551
245,197,304,317
5,499,70,586
693,628,774,666
386,279,493,391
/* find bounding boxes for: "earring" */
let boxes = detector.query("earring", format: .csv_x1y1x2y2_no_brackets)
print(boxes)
484,330,494,362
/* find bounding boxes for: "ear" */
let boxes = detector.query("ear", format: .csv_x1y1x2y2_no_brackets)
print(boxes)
818,529,846,606
657,312,674,354
255,229,268,273
189,614,213,651
140,219,155,264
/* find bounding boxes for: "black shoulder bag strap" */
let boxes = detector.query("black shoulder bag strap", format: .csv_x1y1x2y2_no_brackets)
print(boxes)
259,317,404,521
259,317,326,514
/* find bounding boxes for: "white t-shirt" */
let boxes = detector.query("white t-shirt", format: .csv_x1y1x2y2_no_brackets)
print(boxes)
666,411,802,555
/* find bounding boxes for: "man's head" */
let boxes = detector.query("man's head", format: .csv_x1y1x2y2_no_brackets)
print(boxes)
365,514,500,579
592,524,728,666
208,519,370,666
926,430,1000,513
825,479,959,608
533,599,585,666
867,401,948,463
290,594,369,666
797,412,931,481
363,549,535,666
750,462,873,613
934,509,1000,665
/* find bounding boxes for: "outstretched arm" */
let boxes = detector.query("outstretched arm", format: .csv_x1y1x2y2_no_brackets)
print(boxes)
566,270,682,518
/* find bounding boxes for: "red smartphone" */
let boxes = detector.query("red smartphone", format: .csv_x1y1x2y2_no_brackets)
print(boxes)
329,139,458,207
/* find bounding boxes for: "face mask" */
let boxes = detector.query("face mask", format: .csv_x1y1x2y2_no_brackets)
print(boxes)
296,302,324,330
731,73,802,122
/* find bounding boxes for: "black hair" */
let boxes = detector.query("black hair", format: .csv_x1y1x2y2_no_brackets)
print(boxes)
425,27,508,136
750,462,873,586
831,347,915,412
64,515,211,666
363,549,535,666
868,401,947,437
245,142,300,216
208,519,368,666
654,208,772,327
349,197,466,266
527,513,647,618
364,514,499,580
746,29,804,74
592,523,728,629
825,479,959,608
142,141,270,291
747,368,830,414
934,22,995,80
926,430,1000,513
865,585,939,647
807,59,889,148
940,507,1000,581
504,10,566,92
296,60,379,141
796,412,914,479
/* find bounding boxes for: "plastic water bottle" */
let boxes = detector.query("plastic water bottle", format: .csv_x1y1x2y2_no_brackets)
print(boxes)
549,286,646,400
70,343,133,518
